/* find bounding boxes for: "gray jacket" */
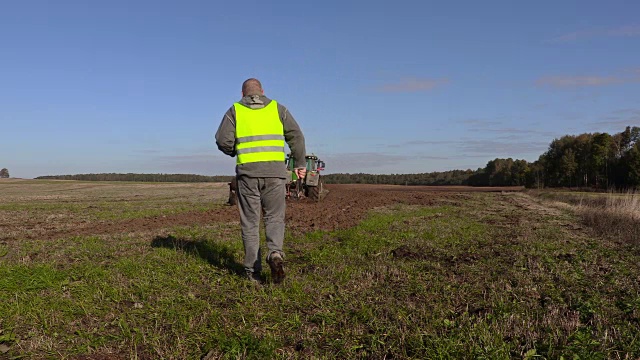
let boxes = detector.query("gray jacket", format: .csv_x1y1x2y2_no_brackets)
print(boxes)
215,95,306,178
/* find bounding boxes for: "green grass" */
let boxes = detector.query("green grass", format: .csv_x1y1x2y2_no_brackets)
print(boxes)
1,193,640,358
0,200,219,221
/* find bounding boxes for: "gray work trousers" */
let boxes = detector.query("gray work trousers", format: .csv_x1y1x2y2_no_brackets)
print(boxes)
236,176,286,273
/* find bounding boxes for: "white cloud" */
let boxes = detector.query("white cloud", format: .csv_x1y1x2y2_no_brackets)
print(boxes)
459,139,549,155
467,127,555,137
460,119,503,126
405,140,455,146
374,78,449,93
607,25,640,37
535,67,640,89
590,109,640,130
322,153,411,173
147,153,234,175
535,75,623,87
548,25,640,43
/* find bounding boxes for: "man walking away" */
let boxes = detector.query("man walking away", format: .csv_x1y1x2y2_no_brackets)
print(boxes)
215,78,306,284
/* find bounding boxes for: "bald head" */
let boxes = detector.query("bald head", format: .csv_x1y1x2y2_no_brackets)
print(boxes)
242,78,264,96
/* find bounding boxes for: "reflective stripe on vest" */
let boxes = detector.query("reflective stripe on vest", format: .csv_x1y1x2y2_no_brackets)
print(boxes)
234,100,285,165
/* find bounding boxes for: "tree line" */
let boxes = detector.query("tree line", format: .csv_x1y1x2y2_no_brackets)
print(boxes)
323,170,475,186
35,126,639,189
535,126,640,189
0,168,8,178
465,125,640,189
36,173,234,183
328,126,640,189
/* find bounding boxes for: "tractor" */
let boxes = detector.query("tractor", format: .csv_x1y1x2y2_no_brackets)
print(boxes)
285,153,325,201
227,154,326,205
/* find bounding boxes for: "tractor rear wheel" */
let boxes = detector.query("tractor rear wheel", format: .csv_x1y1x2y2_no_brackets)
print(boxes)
307,179,323,201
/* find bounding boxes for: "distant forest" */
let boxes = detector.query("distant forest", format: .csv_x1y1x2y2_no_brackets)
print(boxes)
37,126,639,189
322,170,474,186
36,173,234,183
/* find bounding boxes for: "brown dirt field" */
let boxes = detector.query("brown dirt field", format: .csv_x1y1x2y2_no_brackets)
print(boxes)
330,184,524,192
285,184,521,233
5,184,522,241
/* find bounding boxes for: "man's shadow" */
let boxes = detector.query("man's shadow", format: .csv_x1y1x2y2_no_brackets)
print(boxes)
151,235,244,275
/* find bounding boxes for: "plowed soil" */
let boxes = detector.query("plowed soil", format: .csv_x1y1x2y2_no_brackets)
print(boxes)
19,184,522,240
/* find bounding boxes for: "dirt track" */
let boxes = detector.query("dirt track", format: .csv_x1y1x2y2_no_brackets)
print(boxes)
15,184,523,240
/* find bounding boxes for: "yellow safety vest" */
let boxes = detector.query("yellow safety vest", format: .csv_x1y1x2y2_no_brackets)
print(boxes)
234,100,285,165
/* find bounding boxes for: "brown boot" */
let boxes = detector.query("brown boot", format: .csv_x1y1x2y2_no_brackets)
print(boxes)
267,253,285,284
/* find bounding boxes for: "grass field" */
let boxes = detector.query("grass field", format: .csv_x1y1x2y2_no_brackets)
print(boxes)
1,180,639,359
531,190,640,245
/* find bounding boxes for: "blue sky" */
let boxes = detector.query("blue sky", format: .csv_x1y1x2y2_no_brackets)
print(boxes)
1,0,639,178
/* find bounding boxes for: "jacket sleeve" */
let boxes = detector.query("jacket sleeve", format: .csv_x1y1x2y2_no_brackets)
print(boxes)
215,107,237,157
279,103,306,168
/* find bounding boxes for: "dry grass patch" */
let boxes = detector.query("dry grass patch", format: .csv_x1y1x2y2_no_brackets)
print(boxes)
532,190,640,243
